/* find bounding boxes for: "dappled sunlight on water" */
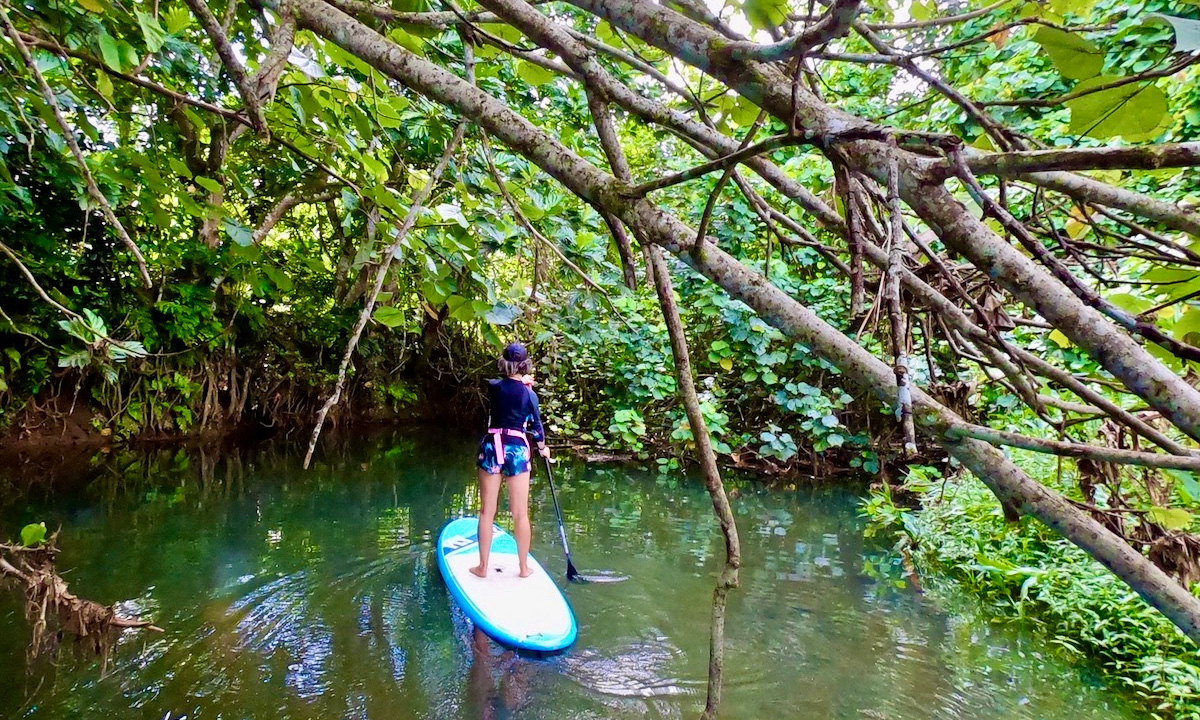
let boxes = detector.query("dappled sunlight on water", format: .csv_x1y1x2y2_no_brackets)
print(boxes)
0,430,1141,719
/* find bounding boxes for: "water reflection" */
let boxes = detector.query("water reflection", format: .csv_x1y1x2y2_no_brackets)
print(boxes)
0,429,1141,720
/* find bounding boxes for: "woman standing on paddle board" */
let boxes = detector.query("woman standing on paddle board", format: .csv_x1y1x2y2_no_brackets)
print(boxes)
471,342,550,579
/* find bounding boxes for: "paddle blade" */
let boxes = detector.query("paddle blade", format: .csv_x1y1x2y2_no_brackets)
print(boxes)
566,558,580,582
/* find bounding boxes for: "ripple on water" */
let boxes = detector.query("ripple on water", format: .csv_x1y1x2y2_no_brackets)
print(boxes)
564,633,696,699
227,570,332,700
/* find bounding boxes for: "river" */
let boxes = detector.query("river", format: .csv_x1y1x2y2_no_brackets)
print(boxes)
0,429,1137,719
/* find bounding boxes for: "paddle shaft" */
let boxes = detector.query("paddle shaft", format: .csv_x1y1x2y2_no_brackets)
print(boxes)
542,455,579,581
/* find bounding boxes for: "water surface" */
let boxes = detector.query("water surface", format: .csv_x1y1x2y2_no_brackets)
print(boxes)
0,430,1136,719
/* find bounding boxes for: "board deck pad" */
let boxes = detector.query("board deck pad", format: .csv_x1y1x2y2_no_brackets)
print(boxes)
436,516,577,652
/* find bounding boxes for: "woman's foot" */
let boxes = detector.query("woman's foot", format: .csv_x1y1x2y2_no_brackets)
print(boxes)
518,566,534,578
469,565,488,578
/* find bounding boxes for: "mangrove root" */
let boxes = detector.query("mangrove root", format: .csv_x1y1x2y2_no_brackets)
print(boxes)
0,538,162,667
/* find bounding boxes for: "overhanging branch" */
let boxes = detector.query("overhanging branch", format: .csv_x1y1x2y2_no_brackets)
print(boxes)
961,143,1200,178
719,0,863,63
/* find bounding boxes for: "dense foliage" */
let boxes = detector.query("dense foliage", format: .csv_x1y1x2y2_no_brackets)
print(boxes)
3,0,1200,713
863,458,1200,718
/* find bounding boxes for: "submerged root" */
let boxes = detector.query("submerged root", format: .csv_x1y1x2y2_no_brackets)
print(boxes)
0,538,162,667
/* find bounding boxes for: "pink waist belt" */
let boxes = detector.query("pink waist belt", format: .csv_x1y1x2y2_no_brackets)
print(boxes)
488,427,527,466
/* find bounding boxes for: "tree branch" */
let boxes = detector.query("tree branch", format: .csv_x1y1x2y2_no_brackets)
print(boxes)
962,143,1200,178
303,122,466,469
947,422,1200,471
182,0,269,136
720,0,863,63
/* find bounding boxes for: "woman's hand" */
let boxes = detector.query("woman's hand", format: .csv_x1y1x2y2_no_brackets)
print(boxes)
520,374,535,387
539,445,551,459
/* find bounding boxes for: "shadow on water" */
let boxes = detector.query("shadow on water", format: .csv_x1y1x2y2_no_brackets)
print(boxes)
0,428,1145,720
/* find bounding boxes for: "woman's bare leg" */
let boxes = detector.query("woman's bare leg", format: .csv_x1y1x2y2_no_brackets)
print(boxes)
506,471,533,577
471,469,502,578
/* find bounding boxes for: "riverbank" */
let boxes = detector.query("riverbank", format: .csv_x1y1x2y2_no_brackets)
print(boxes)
862,460,1200,719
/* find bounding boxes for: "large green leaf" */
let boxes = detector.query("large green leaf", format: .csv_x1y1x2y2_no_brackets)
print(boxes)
96,72,114,101
743,0,790,30
1148,507,1193,531
1047,0,1100,17
1031,27,1104,80
516,60,556,87
1065,77,1167,139
1172,308,1200,341
222,218,254,247
373,306,407,328
485,302,522,325
909,0,936,22
164,6,193,34
387,28,425,56
446,295,477,321
1166,469,1200,504
20,522,46,547
97,30,122,71
136,11,167,53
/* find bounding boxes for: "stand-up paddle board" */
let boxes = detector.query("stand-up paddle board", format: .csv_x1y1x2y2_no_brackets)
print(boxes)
436,516,577,652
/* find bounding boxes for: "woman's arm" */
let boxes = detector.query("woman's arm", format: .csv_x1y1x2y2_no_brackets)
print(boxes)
525,389,550,458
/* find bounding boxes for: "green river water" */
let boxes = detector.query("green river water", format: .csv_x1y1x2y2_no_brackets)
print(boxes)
0,429,1138,719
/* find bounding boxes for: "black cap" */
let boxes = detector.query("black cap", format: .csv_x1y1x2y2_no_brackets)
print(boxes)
503,342,528,362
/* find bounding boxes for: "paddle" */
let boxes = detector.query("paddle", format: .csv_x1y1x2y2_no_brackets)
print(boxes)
542,454,581,582
540,454,630,585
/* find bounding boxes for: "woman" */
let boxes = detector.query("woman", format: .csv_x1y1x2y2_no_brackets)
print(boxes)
471,342,550,579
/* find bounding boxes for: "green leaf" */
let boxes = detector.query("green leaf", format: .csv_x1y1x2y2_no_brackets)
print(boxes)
1048,329,1071,347
58,350,89,368
729,97,762,128
436,203,468,228
388,28,425,55
1172,308,1200,341
1147,14,1200,54
20,522,47,547
447,295,478,322
1047,0,1100,16
1166,469,1200,504
909,0,936,22
97,30,122,71
169,156,192,179
96,72,114,102
516,60,556,87
136,11,167,53
263,267,293,292
407,169,430,190
596,20,618,44
75,0,106,12
194,176,222,194
164,6,193,34
1106,292,1150,315
1066,78,1168,140
119,40,140,69
373,306,407,328
1031,27,1104,80
1148,507,1193,531
485,302,522,325
743,0,790,30
222,218,254,247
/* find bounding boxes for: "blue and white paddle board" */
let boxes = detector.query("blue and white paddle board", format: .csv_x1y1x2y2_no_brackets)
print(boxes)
436,516,577,652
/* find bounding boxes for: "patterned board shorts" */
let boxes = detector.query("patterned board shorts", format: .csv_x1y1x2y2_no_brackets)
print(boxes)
477,436,532,477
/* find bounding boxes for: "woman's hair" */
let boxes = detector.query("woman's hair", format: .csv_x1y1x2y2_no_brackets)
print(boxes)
498,356,533,376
